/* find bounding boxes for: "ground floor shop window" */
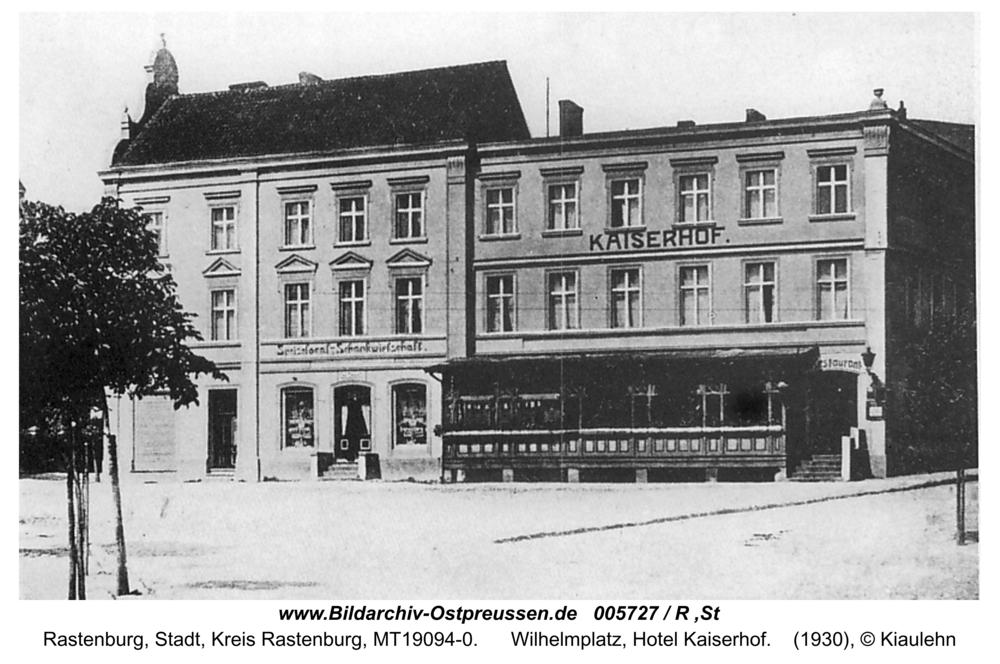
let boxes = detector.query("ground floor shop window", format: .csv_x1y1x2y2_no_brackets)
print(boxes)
394,383,427,447
282,387,314,448
447,377,784,431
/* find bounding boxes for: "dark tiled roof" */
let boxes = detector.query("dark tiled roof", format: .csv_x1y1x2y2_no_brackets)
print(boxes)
912,119,975,155
114,61,530,166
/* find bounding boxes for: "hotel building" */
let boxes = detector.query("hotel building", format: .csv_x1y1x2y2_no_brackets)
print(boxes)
102,44,974,482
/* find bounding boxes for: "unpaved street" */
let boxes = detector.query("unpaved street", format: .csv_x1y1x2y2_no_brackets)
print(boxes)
20,473,978,599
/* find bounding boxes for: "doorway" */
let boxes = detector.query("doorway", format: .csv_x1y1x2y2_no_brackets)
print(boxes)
208,389,238,471
805,372,857,456
334,385,372,461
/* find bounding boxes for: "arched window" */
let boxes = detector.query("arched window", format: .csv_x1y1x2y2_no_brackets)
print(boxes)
282,386,315,448
393,383,427,447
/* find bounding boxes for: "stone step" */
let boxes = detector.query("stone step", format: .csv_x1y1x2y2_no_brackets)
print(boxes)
790,454,844,481
793,470,842,478
320,463,360,481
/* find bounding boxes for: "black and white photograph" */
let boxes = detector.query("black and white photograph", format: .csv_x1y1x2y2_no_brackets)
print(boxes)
18,10,982,642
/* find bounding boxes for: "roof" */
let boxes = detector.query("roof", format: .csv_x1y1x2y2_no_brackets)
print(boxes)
428,346,820,374
113,60,530,167
910,119,975,155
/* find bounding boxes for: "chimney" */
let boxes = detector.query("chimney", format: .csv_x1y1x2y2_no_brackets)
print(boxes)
676,120,696,128
138,34,179,128
897,100,907,120
558,100,584,138
745,108,767,123
299,71,323,85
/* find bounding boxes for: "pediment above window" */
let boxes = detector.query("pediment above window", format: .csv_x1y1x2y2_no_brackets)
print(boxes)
275,254,319,274
329,251,373,272
386,248,432,269
202,257,241,278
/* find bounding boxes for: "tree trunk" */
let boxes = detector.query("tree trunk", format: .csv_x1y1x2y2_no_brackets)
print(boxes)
72,420,86,599
102,398,130,596
66,448,78,600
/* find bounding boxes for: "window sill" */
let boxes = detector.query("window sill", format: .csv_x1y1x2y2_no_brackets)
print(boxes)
672,221,718,228
605,225,647,233
206,249,240,256
197,340,241,348
541,228,583,238
738,217,784,226
334,240,371,248
389,237,429,245
479,233,521,242
809,213,856,222
279,244,317,252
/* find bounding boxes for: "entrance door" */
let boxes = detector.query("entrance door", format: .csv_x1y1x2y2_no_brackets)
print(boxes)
334,385,372,461
805,373,857,455
208,389,238,470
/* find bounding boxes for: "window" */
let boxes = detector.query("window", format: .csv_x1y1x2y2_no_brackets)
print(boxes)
697,384,727,427
610,268,642,329
339,279,366,336
338,196,367,244
210,289,237,341
283,201,311,247
816,165,850,215
679,174,711,223
744,262,776,324
679,265,710,326
548,272,579,330
486,274,515,333
816,258,849,320
744,169,778,219
610,178,642,227
210,206,237,251
147,211,166,256
395,277,423,334
931,273,946,321
485,187,516,235
282,387,314,448
548,183,579,231
393,383,427,447
394,192,424,240
284,283,310,338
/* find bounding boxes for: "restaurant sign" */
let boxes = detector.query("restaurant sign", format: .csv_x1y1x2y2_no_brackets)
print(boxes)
816,353,866,374
275,340,425,358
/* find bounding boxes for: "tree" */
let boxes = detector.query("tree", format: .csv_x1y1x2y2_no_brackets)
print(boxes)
892,309,978,474
20,196,225,598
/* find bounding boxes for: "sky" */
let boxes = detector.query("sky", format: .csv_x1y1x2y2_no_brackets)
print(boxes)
19,12,978,212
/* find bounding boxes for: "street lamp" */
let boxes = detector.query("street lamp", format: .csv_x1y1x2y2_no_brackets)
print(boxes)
861,346,876,373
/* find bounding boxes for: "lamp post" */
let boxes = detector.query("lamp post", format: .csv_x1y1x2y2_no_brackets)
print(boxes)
861,346,876,372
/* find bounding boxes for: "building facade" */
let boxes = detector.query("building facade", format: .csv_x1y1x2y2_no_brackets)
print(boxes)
102,46,529,481
102,46,974,483
435,96,975,483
